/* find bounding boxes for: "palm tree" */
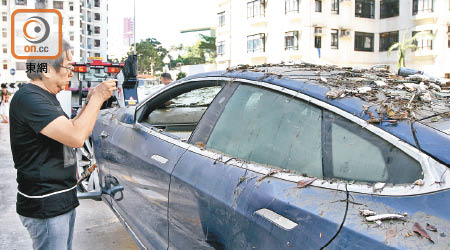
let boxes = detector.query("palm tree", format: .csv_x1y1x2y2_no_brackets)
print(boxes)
387,30,435,68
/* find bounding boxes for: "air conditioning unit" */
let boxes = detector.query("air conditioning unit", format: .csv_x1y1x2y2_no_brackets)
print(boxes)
314,27,323,34
340,30,351,37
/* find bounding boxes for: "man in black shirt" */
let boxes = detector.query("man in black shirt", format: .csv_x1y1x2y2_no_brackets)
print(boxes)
9,39,116,250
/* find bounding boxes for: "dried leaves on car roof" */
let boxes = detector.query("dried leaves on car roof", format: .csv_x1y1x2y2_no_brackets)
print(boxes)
226,63,450,124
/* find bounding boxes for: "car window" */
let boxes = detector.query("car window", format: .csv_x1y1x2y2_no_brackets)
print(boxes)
206,83,423,185
142,85,222,141
206,84,323,177
323,111,423,184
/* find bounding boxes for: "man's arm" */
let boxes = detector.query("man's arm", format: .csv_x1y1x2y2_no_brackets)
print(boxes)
41,80,116,148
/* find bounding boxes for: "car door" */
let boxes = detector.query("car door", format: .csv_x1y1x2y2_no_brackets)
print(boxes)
168,81,349,249
99,78,224,249
92,105,183,249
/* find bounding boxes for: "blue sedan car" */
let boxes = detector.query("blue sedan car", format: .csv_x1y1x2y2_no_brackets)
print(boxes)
79,64,450,249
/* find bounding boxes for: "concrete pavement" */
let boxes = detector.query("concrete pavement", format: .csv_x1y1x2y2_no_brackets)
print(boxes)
0,123,138,250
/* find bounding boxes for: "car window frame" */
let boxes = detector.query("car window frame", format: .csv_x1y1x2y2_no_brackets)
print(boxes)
135,79,224,122
180,77,449,196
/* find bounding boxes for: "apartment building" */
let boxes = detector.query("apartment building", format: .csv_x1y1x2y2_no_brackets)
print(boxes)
0,0,108,84
216,0,450,78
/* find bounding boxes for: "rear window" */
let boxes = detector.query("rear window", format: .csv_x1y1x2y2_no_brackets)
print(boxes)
323,111,423,184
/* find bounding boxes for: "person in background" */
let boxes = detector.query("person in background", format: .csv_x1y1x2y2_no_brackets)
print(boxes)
9,39,116,250
1,92,10,123
1,83,8,103
160,72,173,85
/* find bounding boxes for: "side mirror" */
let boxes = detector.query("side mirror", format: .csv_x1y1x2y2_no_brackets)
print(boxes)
118,106,136,124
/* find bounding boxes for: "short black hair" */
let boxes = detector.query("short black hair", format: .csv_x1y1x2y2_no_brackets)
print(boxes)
160,73,172,80
1,83,6,89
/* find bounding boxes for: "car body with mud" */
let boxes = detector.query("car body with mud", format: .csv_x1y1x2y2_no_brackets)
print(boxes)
79,63,450,249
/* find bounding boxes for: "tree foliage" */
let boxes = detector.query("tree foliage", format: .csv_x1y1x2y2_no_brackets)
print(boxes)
387,30,435,68
176,71,187,80
123,38,168,74
169,34,217,68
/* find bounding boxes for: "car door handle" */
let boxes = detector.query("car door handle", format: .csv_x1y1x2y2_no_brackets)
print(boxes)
100,131,108,138
151,154,168,164
254,208,298,230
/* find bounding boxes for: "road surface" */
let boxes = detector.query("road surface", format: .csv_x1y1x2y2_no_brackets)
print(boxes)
0,123,138,250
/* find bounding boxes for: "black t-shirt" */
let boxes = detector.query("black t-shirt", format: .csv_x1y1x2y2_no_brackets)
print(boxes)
10,84,79,218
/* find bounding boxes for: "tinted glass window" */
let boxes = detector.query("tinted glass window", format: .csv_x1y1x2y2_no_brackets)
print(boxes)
206,84,423,185
206,85,323,177
323,111,423,184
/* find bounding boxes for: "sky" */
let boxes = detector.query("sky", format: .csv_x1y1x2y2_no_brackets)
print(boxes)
108,0,216,57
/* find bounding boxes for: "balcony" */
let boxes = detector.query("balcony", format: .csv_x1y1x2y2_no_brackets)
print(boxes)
413,48,437,58
248,16,267,27
285,11,301,23
413,11,437,24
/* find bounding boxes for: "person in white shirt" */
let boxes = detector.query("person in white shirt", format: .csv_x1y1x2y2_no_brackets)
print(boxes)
0,93,10,123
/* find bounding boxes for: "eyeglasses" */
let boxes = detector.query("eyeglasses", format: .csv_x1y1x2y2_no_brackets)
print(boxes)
60,65,74,72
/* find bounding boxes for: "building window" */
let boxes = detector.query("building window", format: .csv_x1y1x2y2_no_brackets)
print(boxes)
379,31,398,51
94,0,100,8
218,12,225,27
331,0,339,14
70,36,74,41
315,36,322,48
412,30,433,50
16,62,26,70
94,13,100,21
285,0,299,13
247,33,265,53
315,0,322,12
2,47,6,54
69,17,74,26
285,31,299,51
69,3,74,11
355,0,374,18
2,12,6,22
380,0,399,18
217,41,225,55
331,29,339,49
2,28,6,38
2,0,6,6
15,0,27,5
94,40,100,47
248,0,265,18
413,0,434,15
3,64,7,70
94,53,100,57
355,32,374,51
53,1,63,9
94,26,100,34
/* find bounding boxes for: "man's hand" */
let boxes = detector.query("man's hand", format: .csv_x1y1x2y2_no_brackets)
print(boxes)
40,79,117,148
90,79,117,102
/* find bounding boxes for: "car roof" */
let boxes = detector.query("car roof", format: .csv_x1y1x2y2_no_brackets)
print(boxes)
183,63,450,166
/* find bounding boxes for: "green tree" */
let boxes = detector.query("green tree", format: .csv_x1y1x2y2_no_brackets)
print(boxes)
198,34,216,62
387,30,435,68
169,35,217,67
176,71,187,80
127,38,168,74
